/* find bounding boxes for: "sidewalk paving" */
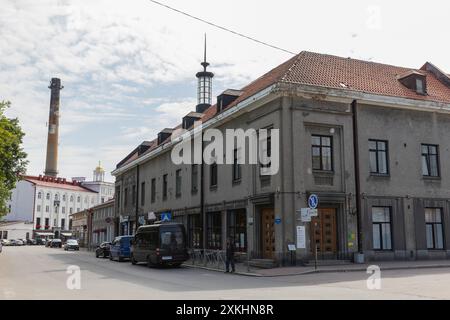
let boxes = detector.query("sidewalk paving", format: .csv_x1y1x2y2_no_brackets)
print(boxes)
183,259,450,277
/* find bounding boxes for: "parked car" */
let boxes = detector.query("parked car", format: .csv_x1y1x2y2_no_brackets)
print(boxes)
95,242,111,258
26,239,37,245
1,239,11,246
50,239,62,248
45,239,53,247
10,239,24,246
36,238,45,245
0,240,2,253
109,236,133,262
130,222,188,267
64,239,79,251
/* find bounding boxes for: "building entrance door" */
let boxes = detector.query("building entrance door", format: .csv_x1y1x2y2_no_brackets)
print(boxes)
261,208,275,259
310,208,337,258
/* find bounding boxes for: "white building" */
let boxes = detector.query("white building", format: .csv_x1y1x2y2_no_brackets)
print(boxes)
77,163,114,205
3,175,98,239
0,221,34,240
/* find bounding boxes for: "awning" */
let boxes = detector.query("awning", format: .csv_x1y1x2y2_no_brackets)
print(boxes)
61,232,73,236
35,232,54,236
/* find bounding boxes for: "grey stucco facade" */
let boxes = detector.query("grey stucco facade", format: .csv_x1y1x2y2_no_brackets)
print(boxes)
112,52,450,264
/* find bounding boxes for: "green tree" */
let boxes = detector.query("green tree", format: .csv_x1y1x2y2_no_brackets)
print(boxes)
0,100,28,218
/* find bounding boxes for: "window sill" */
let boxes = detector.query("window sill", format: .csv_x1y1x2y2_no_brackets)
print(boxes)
369,173,390,178
209,185,218,191
422,176,441,181
232,179,242,186
312,170,334,176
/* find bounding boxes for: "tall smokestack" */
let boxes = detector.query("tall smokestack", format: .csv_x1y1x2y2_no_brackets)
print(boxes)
44,78,63,177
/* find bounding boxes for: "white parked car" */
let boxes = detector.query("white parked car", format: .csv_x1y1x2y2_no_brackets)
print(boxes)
0,240,2,253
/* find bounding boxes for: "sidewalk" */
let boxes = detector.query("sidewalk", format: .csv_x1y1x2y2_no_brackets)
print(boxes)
183,259,450,277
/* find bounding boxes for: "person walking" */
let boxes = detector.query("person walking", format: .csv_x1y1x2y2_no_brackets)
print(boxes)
225,237,235,273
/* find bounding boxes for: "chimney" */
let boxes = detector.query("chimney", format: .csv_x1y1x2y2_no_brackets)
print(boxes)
44,78,63,177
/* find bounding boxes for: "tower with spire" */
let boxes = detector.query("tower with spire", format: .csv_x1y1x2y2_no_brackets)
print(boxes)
93,161,105,182
195,34,214,113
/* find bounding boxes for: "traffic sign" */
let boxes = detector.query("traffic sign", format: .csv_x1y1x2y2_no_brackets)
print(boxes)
161,212,172,221
275,217,282,225
308,194,319,209
300,208,311,222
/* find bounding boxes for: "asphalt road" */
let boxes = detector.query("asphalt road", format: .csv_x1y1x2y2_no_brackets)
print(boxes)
1,246,449,299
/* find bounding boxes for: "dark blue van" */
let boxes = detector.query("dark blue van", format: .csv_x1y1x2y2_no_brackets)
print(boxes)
109,236,133,262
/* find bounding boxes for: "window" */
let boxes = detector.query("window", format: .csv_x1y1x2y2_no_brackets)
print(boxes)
45,205,49,213
53,219,57,227
132,185,136,206
61,218,65,230
45,218,49,229
369,140,389,175
232,149,242,182
372,207,392,250
191,164,198,193
228,210,246,252
70,195,74,202
62,207,65,214
2,231,7,239
416,78,424,94
141,182,145,206
38,192,42,199
55,194,59,201
70,208,73,214
422,144,439,177
46,193,50,200
37,205,41,212
311,135,333,171
162,174,168,200
259,127,272,174
77,196,80,203
207,212,222,249
188,214,201,249
425,208,444,249
210,162,218,187
124,188,128,206
62,194,66,201
151,178,156,203
36,218,41,229
8,205,11,213
175,169,182,197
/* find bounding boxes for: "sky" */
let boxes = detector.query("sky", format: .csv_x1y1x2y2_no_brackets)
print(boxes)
1,0,449,182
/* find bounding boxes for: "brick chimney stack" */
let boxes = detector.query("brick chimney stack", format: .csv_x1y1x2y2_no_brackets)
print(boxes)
44,78,63,177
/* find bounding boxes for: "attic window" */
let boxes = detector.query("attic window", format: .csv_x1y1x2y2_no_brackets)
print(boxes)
397,70,427,95
416,78,424,94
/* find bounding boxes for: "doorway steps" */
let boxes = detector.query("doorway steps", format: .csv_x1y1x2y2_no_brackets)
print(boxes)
304,259,352,267
247,259,278,269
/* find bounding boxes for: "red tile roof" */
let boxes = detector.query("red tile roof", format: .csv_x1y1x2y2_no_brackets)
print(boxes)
116,51,450,169
278,51,450,104
22,175,97,193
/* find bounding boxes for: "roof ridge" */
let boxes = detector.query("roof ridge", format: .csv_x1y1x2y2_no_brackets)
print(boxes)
279,51,306,82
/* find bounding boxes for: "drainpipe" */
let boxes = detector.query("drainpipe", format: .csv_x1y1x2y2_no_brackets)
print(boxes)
200,132,206,251
135,165,140,234
351,100,364,257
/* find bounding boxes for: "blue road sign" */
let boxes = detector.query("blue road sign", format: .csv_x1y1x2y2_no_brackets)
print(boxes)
308,194,319,209
161,212,172,221
275,217,281,225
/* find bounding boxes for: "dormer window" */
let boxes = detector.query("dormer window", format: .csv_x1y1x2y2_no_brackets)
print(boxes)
397,70,427,95
416,78,424,94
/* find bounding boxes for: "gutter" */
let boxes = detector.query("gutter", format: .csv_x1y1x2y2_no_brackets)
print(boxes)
351,100,363,254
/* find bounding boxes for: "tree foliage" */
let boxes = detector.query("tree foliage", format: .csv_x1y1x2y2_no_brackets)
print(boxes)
0,100,28,217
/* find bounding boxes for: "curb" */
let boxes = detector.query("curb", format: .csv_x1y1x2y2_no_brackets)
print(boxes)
182,263,262,277
183,262,450,277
